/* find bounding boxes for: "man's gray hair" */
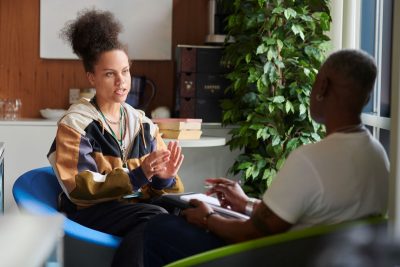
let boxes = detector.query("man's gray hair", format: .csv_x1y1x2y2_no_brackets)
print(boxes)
324,49,377,92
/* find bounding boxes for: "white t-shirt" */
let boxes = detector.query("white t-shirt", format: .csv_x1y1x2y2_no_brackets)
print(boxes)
263,130,389,230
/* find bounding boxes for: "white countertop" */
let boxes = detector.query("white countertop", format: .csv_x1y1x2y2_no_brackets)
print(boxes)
164,136,226,147
0,118,57,126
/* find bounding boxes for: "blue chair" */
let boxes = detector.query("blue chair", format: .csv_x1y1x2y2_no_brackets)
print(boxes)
12,166,122,267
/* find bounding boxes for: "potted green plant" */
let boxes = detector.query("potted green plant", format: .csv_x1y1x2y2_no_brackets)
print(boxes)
221,0,331,197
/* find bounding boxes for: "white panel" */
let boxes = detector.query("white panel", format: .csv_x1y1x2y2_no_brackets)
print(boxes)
40,0,172,60
388,0,400,241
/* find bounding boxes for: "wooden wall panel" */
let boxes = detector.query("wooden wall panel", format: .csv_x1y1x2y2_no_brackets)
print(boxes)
0,0,208,118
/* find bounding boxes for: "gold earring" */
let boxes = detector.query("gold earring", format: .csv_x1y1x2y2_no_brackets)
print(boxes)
316,94,324,102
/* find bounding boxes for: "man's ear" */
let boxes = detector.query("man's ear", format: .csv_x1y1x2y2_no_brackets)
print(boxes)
87,72,95,86
319,76,329,97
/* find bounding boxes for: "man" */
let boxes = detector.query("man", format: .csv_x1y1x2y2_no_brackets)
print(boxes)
141,49,389,266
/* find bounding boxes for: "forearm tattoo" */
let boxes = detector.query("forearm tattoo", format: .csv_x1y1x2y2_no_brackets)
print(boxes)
250,203,274,235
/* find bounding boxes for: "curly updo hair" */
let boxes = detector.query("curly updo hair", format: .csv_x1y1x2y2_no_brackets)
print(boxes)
61,9,126,72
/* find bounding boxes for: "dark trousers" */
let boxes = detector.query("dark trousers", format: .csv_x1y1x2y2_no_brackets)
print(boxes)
143,214,227,267
61,195,168,267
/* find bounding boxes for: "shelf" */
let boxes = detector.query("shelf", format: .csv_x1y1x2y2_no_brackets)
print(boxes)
163,136,226,148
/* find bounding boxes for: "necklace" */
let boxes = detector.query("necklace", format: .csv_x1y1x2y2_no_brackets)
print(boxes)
97,104,126,152
104,116,120,125
334,123,366,133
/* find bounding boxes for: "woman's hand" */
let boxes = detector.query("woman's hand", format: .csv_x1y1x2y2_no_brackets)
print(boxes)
156,141,184,179
181,199,214,229
142,150,171,179
142,141,184,180
205,177,249,214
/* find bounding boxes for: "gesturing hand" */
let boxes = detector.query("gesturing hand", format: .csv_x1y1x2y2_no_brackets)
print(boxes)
142,150,171,179
142,141,184,179
156,141,184,179
205,177,249,214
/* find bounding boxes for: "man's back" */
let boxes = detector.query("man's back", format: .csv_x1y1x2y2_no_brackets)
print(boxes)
263,129,389,230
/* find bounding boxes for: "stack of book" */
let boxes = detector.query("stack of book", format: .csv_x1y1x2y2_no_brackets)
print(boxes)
152,118,202,139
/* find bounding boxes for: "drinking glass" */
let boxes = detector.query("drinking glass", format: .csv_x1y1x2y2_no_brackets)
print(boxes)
4,98,22,120
0,99,4,119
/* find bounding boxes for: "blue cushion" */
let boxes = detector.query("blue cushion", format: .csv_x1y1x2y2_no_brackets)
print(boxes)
13,166,121,248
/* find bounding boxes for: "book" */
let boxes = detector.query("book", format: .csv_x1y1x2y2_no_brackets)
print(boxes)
160,129,202,139
159,193,250,220
152,118,202,130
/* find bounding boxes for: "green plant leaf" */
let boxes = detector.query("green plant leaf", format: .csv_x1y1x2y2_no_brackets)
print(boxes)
222,0,329,196
238,162,252,170
256,44,268,54
245,53,252,63
272,135,281,146
273,96,285,103
299,103,307,115
276,157,285,170
284,8,297,20
291,24,305,40
285,100,294,113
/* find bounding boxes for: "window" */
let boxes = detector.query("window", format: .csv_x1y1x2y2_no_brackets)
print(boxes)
360,0,393,153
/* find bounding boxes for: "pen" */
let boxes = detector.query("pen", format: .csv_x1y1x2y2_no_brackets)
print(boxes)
204,183,214,189
204,181,240,189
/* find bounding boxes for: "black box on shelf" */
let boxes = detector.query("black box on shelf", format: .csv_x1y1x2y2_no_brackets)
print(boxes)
175,45,230,122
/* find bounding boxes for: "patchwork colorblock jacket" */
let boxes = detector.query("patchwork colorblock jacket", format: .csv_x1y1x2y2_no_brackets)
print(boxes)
48,98,184,208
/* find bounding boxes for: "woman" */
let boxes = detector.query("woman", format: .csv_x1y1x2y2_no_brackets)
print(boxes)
47,9,184,267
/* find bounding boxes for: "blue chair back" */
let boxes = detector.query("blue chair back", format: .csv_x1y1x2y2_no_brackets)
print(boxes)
13,166,122,267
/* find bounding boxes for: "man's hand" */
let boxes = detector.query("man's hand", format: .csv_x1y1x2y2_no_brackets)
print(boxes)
181,199,214,229
205,177,249,213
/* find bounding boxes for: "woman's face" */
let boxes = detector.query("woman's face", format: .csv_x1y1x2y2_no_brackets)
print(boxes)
88,49,131,104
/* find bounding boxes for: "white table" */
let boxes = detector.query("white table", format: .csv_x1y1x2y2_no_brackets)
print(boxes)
0,214,64,267
164,136,226,148
163,125,241,193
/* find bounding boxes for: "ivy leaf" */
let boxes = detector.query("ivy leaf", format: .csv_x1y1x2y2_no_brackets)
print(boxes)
273,96,285,103
267,169,277,186
262,169,271,180
313,12,331,31
238,162,252,170
286,138,299,151
267,48,278,61
291,24,305,40
276,158,285,169
272,7,284,14
245,53,252,63
264,62,273,74
285,100,294,113
304,68,311,77
245,167,253,179
272,135,281,146
311,132,321,141
257,128,270,140
284,8,297,20
256,43,268,54
268,104,275,113
299,103,307,115
258,0,266,8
